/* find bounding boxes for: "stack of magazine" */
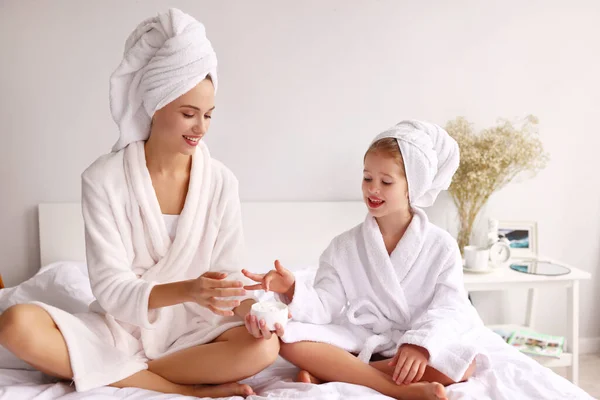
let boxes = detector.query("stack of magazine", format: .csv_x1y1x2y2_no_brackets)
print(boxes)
493,328,565,358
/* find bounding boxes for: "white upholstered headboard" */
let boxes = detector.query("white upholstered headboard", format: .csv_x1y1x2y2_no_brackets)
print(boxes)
38,202,366,273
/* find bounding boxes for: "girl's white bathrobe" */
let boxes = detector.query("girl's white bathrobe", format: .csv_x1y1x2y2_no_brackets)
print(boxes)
32,141,253,391
282,208,488,382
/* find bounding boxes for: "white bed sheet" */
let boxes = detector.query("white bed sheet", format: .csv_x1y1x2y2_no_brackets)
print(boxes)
0,365,393,400
0,262,594,400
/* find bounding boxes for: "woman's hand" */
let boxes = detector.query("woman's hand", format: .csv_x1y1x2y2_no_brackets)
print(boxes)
242,260,296,298
186,271,247,316
389,344,430,384
244,310,292,339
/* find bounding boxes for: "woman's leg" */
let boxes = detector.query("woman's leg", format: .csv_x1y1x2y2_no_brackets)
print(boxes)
147,325,280,385
0,304,253,397
111,371,254,397
280,342,447,400
0,305,73,379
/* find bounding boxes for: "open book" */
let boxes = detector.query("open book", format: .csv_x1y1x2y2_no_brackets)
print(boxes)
506,329,565,358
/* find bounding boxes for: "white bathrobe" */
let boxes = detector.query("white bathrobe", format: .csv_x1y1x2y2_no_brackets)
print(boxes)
33,141,252,391
282,208,487,382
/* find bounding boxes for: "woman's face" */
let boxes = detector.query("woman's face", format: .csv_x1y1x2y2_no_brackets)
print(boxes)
149,78,215,156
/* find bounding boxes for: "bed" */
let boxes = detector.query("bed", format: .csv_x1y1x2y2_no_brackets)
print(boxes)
0,202,593,399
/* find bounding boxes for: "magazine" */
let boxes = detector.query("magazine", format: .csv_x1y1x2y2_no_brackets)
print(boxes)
492,328,513,343
506,329,565,358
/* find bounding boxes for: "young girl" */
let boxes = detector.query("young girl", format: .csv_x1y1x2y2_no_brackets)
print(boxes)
0,9,283,398
243,120,483,400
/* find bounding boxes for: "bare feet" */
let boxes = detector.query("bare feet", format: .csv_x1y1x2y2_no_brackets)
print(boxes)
294,370,446,400
192,382,254,397
296,370,323,384
396,382,447,400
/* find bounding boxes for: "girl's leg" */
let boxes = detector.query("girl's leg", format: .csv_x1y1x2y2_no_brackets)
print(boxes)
280,342,447,400
0,304,253,397
369,357,477,386
147,325,280,385
296,351,476,387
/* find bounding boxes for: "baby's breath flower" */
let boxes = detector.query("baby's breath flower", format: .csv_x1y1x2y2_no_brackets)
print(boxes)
446,116,549,252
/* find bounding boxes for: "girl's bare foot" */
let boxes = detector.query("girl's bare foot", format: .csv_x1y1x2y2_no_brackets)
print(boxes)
296,370,323,384
192,382,254,397
396,382,447,400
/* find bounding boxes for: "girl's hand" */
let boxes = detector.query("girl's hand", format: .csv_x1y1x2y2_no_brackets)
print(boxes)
389,344,429,384
186,272,247,316
244,310,292,339
242,260,295,297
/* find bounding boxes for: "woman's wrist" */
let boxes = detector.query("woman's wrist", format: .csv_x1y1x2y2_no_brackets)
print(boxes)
181,279,196,303
149,280,195,309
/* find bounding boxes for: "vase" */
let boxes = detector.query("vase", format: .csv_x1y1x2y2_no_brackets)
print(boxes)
457,214,476,256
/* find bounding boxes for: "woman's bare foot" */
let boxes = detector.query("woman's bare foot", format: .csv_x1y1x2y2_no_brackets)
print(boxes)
296,370,323,384
396,382,447,400
192,382,254,397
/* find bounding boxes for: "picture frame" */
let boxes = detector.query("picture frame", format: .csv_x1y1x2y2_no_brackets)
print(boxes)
497,220,538,259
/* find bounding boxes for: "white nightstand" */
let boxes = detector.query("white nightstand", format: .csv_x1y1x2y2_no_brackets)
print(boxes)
463,260,591,385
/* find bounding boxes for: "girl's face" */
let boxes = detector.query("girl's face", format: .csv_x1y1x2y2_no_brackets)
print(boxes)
149,78,215,156
362,151,410,218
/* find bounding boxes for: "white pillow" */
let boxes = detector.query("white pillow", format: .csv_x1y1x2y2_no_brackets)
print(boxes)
0,261,93,314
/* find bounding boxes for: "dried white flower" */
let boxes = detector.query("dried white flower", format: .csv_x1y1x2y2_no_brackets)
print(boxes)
446,116,549,252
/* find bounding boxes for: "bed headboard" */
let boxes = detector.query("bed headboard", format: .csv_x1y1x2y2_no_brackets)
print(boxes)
38,201,366,273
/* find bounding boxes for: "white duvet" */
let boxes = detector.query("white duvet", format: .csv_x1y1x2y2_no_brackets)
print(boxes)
0,262,594,400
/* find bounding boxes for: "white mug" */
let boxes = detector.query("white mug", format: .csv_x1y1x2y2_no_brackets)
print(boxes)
464,245,490,270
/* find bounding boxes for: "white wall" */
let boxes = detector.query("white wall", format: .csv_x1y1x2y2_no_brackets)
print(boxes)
1,1,599,340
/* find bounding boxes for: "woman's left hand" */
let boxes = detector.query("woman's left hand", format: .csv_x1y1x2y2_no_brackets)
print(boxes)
244,311,291,339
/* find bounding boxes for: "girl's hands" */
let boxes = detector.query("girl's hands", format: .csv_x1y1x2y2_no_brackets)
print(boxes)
242,260,295,298
389,344,430,384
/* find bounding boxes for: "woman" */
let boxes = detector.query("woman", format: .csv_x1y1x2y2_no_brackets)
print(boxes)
0,8,281,398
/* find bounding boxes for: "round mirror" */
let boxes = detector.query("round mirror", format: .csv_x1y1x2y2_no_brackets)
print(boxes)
510,260,571,276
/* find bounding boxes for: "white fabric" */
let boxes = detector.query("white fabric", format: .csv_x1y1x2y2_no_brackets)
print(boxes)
0,261,93,316
282,208,485,382
163,214,180,240
371,120,459,208
0,261,592,399
28,141,252,392
110,8,218,152
0,356,592,400
0,364,390,400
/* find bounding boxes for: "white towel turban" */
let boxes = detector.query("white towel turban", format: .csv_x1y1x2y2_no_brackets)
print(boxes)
109,8,218,152
370,120,460,208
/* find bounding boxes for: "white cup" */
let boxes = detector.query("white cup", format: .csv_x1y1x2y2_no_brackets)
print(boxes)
250,301,289,331
463,245,490,270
